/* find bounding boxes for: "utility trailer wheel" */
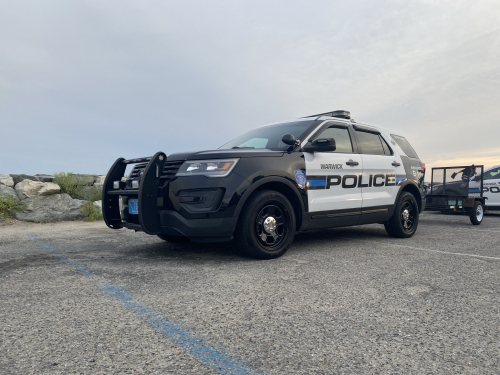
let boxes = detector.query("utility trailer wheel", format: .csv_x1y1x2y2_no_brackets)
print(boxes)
469,201,484,225
157,234,190,243
235,190,296,260
384,192,419,238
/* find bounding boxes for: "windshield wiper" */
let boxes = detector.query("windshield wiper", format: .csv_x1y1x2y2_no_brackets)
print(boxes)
232,146,255,149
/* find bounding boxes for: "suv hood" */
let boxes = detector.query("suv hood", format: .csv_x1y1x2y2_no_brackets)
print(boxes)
167,148,284,161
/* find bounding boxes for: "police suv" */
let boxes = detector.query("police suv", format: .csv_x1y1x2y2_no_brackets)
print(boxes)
103,110,426,259
472,164,500,211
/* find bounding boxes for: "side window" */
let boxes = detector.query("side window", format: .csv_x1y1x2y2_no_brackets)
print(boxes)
391,134,419,159
355,130,387,155
314,127,353,153
484,167,500,180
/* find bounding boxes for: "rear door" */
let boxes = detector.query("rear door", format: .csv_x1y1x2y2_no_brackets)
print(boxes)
352,125,404,214
303,123,362,220
480,167,500,207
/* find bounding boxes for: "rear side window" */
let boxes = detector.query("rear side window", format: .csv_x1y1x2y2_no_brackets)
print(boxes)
355,130,391,155
314,127,353,153
391,134,419,159
483,167,500,180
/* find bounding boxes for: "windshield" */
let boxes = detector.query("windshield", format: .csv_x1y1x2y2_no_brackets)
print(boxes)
219,120,315,150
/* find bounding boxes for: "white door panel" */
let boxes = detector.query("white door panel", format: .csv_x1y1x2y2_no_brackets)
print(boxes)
305,152,363,212
360,154,403,208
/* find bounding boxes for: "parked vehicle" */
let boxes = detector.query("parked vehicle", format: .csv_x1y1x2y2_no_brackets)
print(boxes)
424,165,486,224
471,164,500,211
103,110,426,259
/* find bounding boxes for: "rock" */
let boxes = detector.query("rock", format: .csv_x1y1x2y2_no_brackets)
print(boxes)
38,182,61,196
34,174,55,183
15,179,44,200
14,194,87,222
0,185,19,201
94,175,106,189
11,174,38,185
93,200,102,212
0,174,14,187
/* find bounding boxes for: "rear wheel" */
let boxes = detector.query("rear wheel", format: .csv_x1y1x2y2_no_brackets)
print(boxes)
384,192,419,238
235,190,296,259
157,234,190,243
469,201,484,225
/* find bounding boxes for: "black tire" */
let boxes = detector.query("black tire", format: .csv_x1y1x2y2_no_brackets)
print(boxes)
384,192,419,238
235,190,296,259
469,201,484,225
157,233,190,243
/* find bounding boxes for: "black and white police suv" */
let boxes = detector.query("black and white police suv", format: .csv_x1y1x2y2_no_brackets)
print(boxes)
103,110,426,259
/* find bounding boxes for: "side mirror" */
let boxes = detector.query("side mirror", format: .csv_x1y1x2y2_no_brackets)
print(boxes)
281,133,296,146
303,138,336,152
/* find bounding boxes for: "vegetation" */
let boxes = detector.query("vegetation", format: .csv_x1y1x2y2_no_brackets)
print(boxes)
0,195,25,219
54,172,103,221
80,201,103,221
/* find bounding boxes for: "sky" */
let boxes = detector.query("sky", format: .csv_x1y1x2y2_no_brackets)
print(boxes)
1,0,500,175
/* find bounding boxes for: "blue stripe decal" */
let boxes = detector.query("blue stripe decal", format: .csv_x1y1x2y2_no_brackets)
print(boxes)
396,177,406,184
308,179,326,187
30,234,260,375
469,189,481,193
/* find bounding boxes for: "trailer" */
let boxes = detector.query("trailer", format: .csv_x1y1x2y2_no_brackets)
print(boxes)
424,165,486,225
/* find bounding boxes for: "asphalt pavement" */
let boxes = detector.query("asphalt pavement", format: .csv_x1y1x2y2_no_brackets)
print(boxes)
1,212,499,374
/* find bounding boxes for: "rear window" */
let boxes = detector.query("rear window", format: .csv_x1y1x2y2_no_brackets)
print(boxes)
391,134,419,159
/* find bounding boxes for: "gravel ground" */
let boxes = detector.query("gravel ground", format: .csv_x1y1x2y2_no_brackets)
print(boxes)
1,212,499,374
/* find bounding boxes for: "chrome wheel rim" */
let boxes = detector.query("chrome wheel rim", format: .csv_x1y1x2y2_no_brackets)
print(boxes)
476,204,484,221
400,200,416,232
256,204,288,248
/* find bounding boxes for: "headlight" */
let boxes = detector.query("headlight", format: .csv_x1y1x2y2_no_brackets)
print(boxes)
176,158,239,177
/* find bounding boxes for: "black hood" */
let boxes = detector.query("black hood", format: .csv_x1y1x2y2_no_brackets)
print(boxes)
167,148,284,161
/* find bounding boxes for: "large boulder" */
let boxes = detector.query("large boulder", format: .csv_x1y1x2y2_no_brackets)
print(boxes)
0,185,19,201
14,194,87,222
15,179,44,200
34,174,55,183
38,182,61,196
0,174,14,187
93,200,102,213
10,174,38,185
93,175,106,189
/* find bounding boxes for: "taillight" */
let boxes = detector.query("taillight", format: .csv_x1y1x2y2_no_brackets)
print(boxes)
420,162,426,174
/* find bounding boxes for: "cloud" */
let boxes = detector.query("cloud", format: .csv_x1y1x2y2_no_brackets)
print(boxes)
0,0,499,174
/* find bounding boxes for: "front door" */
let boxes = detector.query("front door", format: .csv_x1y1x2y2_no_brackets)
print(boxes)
303,124,363,226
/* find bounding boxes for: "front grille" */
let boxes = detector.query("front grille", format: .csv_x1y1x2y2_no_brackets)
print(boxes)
160,160,184,186
129,163,148,180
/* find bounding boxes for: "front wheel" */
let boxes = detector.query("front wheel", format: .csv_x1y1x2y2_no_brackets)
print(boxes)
384,192,419,238
469,201,484,225
235,190,296,259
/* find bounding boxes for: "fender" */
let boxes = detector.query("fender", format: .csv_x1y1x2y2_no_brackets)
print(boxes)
233,175,306,226
395,179,422,213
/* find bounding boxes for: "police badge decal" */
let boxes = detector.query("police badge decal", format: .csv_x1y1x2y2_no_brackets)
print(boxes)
295,170,306,189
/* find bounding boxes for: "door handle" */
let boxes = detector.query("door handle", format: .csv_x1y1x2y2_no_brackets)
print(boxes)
392,161,401,167
346,160,359,166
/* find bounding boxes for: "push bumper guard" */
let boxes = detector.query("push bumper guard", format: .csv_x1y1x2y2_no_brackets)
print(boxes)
102,152,167,234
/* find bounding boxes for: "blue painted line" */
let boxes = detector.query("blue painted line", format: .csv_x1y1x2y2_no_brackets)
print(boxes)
30,234,94,277
308,179,326,187
97,283,258,375
30,234,260,374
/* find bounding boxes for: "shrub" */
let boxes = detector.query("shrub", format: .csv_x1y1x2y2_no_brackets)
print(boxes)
80,202,103,221
54,172,81,198
0,195,25,218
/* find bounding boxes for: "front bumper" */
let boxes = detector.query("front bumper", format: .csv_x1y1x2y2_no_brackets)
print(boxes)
159,210,237,242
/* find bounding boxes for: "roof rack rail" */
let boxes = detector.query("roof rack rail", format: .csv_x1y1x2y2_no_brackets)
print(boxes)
302,110,350,119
